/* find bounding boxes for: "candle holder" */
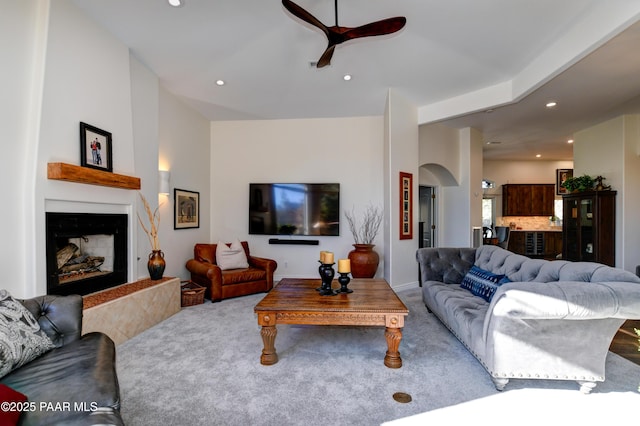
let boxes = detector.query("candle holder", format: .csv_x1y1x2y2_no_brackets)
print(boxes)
319,263,337,296
337,272,353,293
317,260,325,291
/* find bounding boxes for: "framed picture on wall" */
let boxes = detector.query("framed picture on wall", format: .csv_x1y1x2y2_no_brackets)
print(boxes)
399,171,413,240
174,188,200,229
556,168,573,195
80,122,113,172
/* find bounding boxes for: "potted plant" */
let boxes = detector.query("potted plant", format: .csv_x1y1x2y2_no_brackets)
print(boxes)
561,174,595,192
344,204,383,278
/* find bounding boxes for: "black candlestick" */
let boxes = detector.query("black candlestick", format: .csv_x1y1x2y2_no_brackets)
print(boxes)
317,260,325,291
337,273,353,293
319,263,337,296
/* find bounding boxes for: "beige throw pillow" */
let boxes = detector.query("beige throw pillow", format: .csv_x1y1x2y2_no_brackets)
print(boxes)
216,240,249,270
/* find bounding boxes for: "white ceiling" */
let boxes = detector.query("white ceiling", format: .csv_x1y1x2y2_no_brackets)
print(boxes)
71,0,640,160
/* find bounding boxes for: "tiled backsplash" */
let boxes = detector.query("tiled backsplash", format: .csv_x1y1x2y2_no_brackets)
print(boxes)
499,216,562,231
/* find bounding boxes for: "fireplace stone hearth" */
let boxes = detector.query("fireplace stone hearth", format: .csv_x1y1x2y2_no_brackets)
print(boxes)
82,277,181,345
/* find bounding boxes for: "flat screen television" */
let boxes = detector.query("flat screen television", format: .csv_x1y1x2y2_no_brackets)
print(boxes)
249,183,340,236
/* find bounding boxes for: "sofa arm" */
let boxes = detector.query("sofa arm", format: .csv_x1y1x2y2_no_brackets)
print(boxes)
20,294,82,347
186,259,224,301
489,280,640,321
248,256,277,286
186,259,222,282
416,247,476,284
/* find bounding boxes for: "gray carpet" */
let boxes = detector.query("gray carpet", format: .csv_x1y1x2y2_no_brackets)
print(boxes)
116,287,640,425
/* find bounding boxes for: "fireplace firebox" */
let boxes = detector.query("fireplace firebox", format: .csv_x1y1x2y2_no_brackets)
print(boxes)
46,212,128,296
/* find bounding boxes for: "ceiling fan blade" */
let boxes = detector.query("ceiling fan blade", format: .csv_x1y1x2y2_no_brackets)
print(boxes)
343,16,406,40
282,0,329,36
317,45,336,68
282,0,407,68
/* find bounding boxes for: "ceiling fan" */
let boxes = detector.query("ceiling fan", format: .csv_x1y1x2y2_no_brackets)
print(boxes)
282,0,407,68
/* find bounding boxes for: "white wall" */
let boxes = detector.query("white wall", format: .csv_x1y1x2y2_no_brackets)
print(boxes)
211,117,384,282
435,128,483,247
0,0,48,297
417,124,481,247
418,123,459,247
622,115,640,271
418,123,461,182
130,55,160,279
484,160,574,187
465,128,484,237
158,87,211,279
574,117,625,189
383,91,419,289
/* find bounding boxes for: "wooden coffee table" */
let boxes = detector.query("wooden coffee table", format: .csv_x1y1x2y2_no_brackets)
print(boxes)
254,278,409,368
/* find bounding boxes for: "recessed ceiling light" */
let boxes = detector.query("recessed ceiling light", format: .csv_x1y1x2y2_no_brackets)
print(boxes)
567,139,574,144
343,74,352,81
546,101,557,108
536,154,542,158
168,0,184,7
216,80,225,86
486,141,501,145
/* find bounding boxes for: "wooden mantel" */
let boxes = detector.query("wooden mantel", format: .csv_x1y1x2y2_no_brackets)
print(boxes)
47,162,141,190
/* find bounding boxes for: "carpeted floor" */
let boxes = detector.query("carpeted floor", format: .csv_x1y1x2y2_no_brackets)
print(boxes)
116,287,640,425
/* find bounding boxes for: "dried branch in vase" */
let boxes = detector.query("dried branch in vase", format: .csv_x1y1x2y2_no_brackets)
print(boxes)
345,204,383,245
137,193,161,251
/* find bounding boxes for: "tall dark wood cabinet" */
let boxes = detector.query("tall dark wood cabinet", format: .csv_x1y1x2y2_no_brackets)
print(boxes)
562,190,616,266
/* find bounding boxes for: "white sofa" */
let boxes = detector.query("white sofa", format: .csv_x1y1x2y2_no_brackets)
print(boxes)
416,245,640,393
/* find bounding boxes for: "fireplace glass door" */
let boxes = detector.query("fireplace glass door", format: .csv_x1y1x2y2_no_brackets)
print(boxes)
46,213,128,296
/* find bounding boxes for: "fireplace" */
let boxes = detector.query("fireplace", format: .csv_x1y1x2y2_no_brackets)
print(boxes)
45,212,128,296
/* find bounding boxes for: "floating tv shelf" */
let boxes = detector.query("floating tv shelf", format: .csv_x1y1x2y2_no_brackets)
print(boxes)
268,238,319,245
47,162,141,190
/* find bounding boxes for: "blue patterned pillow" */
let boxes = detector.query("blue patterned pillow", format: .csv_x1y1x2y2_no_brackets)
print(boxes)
460,266,511,302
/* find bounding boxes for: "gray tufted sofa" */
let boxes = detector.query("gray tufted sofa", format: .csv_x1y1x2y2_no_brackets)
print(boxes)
416,245,640,393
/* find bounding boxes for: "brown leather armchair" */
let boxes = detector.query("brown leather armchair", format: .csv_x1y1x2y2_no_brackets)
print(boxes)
185,241,277,302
